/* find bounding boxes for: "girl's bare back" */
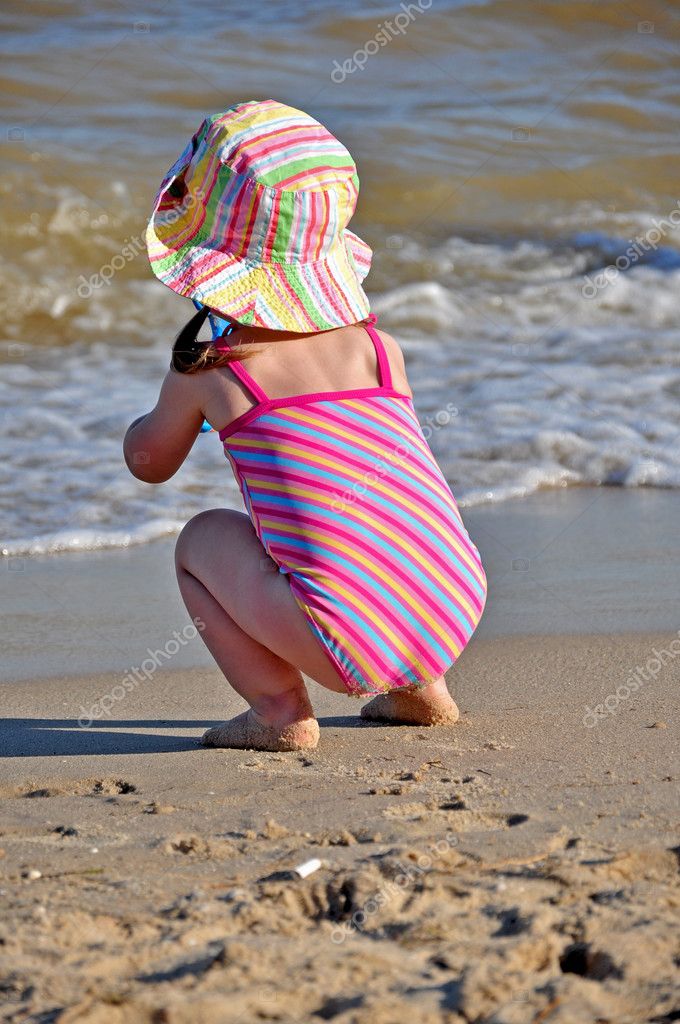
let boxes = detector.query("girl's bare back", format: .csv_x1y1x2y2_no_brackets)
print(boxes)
198,324,412,434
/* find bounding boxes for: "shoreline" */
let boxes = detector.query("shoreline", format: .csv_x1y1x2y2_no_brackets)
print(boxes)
3,485,680,683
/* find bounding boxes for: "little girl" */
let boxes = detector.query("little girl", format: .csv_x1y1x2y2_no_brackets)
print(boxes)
124,99,487,752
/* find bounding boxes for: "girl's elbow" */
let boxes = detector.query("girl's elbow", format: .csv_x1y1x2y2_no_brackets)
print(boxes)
123,443,167,483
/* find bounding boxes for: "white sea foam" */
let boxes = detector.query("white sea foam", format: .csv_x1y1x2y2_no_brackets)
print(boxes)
1,520,185,557
2,230,679,555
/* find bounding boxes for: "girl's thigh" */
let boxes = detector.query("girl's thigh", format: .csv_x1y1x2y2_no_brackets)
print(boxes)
175,508,349,694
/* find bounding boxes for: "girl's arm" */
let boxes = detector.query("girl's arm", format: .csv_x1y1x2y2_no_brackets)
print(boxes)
123,369,205,483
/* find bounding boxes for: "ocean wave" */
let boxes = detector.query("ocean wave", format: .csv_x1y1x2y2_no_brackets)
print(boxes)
1,227,679,555
1,520,185,558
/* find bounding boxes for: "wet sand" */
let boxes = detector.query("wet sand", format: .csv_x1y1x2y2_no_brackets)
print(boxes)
5,486,680,682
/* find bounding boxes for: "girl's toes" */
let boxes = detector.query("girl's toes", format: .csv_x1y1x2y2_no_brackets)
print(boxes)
201,711,319,752
200,724,230,747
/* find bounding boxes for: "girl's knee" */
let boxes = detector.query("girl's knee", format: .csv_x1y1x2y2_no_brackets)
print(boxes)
175,508,252,571
176,509,225,567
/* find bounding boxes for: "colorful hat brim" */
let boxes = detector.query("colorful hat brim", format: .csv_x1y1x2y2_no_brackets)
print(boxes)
146,176,373,333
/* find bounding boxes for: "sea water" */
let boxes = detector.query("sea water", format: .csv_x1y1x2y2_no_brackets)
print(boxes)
2,0,679,555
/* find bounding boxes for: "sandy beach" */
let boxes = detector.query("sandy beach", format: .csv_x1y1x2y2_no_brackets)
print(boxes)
2,489,678,1023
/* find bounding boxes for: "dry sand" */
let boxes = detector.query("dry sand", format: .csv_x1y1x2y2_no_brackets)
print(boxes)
1,489,679,1023
1,631,678,1024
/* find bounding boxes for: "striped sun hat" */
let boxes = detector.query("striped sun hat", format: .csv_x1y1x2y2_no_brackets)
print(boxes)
145,99,373,332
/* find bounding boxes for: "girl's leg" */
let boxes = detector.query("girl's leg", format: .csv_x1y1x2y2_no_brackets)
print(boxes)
174,508,349,751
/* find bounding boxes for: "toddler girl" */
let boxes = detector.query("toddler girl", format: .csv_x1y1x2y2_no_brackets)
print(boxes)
124,99,487,752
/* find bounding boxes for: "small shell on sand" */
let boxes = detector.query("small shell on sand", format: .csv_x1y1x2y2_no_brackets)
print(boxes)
294,858,323,879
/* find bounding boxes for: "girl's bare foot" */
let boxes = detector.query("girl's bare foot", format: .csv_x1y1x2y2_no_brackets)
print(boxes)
201,708,319,752
360,676,459,726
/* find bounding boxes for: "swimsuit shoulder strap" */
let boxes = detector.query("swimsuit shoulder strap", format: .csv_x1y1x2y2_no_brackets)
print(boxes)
213,334,269,404
214,315,390,400
362,313,392,389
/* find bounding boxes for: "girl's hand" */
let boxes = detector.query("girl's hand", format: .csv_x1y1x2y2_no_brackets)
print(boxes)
123,369,205,483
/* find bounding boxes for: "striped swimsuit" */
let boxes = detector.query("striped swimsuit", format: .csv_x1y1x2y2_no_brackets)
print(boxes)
216,314,487,697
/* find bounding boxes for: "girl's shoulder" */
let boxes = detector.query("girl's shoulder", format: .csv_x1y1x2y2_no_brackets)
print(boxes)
371,326,411,396
372,324,404,358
